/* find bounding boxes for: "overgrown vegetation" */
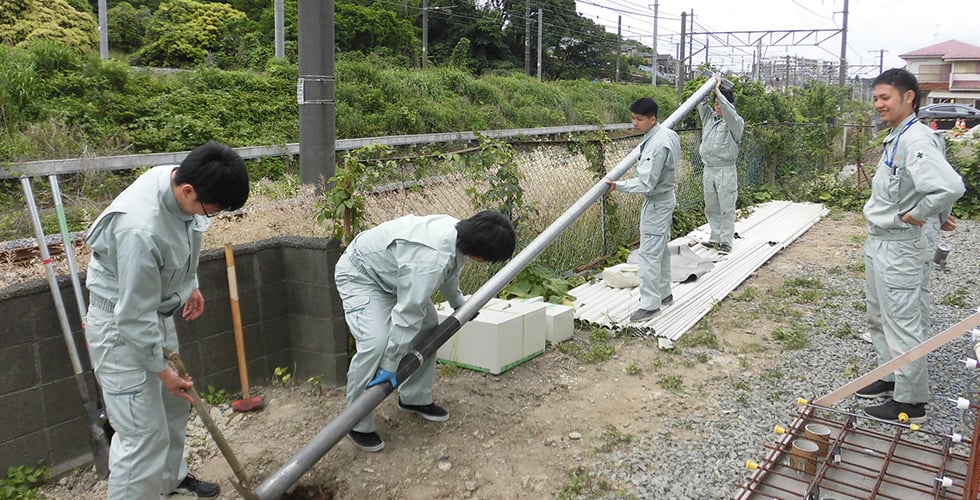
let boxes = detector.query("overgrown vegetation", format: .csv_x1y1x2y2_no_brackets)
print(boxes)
0,463,46,500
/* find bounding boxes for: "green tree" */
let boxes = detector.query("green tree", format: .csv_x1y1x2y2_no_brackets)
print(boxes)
107,1,152,54
0,0,98,52
336,2,415,55
135,0,248,67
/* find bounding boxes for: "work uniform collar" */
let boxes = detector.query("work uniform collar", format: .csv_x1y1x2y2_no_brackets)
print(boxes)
883,114,917,144
160,167,209,230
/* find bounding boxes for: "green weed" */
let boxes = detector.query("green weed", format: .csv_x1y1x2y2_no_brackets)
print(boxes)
201,385,230,406
771,326,809,349
0,463,46,500
658,375,684,393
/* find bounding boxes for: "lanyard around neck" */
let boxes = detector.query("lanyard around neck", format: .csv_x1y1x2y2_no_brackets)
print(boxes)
882,119,916,169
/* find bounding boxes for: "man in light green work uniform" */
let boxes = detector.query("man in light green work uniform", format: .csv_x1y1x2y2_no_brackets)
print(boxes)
607,97,681,323
85,142,249,499
856,69,964,423
697,75,744,254
336,212,516,452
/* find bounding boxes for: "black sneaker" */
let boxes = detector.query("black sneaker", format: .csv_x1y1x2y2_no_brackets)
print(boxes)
629,308,660,322
348,430,385,452
864,399,927,424
171,474,220,498
700,241,718,249
718,243,732,254
855,379,895,399
398,399,450,422
661,294,674,306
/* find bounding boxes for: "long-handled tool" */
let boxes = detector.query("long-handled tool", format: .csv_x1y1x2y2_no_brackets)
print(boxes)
21,177,111,478
224,243,265,413
162,348,251,488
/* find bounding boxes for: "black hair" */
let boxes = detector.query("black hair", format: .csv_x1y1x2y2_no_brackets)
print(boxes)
456,211,516,263
719,88,735,104
872,68,921,113
174,142,250,211
629,97,659,118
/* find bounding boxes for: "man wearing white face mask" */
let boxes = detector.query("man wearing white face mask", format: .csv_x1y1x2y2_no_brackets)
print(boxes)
84,142,249,499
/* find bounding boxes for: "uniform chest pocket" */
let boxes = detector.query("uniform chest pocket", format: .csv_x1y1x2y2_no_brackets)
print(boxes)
159,246,191,290
885,172,902,202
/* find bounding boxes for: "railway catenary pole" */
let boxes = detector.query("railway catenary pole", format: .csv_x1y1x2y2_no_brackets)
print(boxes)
245,77,720,500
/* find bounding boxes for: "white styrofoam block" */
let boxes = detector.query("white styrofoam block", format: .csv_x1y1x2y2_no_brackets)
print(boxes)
516,297,574,343
435,308,527,375
542,303,574,343
484,300,547,358
434,299,546,374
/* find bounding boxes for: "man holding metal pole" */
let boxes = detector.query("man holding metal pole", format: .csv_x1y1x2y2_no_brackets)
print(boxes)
83,142,249,499
696,75,743,255
606,97,681,323
336,212,516,452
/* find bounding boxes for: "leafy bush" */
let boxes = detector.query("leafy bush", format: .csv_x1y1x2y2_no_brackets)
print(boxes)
0,463,46,500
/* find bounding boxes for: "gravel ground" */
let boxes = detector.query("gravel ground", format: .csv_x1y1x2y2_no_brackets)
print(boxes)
585,219,980,499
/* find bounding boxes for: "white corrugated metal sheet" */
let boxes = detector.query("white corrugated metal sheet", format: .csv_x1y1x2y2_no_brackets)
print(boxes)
569,201,830,341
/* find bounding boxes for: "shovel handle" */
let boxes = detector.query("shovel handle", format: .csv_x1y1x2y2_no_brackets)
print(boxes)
163,349,251,487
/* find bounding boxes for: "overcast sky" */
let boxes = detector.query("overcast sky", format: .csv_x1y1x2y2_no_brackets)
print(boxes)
574,0,980,78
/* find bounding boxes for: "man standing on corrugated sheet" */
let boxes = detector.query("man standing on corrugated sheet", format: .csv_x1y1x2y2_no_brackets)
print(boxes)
607,97,681,323
696,75,744,255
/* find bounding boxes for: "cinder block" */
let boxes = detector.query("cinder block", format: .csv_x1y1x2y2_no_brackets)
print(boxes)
435,299,546,375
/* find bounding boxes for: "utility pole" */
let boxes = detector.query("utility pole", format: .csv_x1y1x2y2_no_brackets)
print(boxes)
422,0,429,69
838,0,848,85
616,16,622,83
650,1,659,86
537,8,543,81
688,9,694,76
677,12,686,91
274,0,284,58
869,49,887,74
525,0,531,76
98,0,108,59
297,0,336,190
785,54,790,91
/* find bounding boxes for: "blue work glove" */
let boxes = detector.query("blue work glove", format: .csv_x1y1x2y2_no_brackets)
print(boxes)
367,368,398,389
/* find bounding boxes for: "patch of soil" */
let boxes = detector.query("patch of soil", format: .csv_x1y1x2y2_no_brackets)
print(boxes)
37,210,867,499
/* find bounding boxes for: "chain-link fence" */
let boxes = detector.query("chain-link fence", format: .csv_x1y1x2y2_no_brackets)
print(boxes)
357,127,772,293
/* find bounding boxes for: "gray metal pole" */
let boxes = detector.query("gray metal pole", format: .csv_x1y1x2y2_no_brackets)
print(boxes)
248,76,720,500
98,0,108,59
274,0,285,58
651,1,658,85
839,0,848,86
422,0,429,69
297,0,336,190
536,8,542,81
677,12,686,92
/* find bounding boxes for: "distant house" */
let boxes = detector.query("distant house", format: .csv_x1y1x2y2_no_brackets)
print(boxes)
900,39,980,107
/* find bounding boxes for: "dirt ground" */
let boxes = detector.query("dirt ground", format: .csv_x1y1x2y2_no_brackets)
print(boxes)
33,209,868,499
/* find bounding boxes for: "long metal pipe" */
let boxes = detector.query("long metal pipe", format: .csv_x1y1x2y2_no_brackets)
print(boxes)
251,77,719,499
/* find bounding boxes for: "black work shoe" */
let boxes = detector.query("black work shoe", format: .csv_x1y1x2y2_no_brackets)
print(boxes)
700,241,718,249
171,474,220,498
629,308,660,322
661,294,674,306
863,399,927,424
348,430,385,452
718,243,732,254
855,379,895,399
398,399,449,422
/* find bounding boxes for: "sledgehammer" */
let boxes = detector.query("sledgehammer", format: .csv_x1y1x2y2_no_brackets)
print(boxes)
225,243,265,413
163,348,251,488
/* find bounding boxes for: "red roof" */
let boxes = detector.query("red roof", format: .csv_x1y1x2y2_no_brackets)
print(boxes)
901,40,980,60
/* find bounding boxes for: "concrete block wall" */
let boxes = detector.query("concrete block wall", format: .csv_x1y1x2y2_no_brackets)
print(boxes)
0,236,349,478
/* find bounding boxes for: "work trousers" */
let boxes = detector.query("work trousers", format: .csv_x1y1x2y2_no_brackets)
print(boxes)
864,235,932,403
702,165,738,247
335,254,438,434
638,196,676,311
85,306,189,500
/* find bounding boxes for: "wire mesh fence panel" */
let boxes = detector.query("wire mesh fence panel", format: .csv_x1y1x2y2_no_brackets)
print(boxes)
350,128,774,294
